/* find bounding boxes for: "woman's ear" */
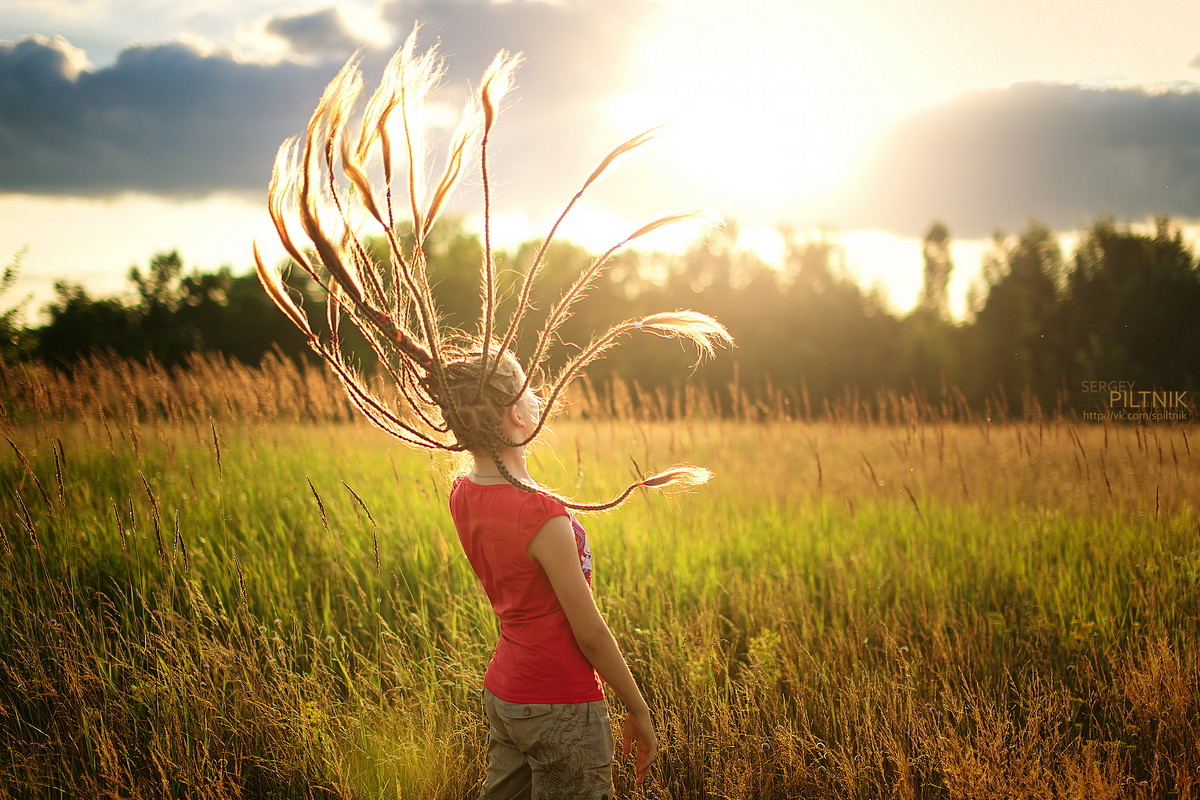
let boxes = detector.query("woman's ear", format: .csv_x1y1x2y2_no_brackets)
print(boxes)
505,402,525,432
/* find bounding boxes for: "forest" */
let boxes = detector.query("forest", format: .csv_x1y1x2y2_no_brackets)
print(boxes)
3,214,1199,419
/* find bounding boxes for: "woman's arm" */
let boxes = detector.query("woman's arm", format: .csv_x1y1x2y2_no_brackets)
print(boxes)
527,515,658,786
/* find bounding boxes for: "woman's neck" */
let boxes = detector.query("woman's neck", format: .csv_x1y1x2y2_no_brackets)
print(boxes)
470,446,531,484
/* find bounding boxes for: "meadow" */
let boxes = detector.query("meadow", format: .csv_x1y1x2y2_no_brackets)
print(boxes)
1,356,1198,799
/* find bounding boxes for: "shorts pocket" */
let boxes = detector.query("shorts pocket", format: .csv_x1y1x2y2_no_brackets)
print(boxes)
498,701,554,721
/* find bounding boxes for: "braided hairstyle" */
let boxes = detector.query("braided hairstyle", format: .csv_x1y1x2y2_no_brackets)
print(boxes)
255,27,731,511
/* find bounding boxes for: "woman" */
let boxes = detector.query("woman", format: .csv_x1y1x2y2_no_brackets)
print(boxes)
256,28,730,798
446,352,657,796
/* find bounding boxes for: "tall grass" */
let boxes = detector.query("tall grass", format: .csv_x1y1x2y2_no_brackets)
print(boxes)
1,361,1198,798
0,351,1085,427
0,352,358,426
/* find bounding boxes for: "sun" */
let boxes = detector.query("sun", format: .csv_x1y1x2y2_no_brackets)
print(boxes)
609,83,861,207
608,3,901,214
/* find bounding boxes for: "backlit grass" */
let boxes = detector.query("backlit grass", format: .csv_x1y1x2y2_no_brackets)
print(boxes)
2,408,1198,798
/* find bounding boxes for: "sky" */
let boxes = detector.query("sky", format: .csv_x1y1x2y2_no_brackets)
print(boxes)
3,0,1200,322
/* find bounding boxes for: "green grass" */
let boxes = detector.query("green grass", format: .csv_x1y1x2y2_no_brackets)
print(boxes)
1,415,1198,798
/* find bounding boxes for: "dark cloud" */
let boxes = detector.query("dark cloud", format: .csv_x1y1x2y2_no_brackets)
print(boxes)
0,34,333,195
265,8,369,60
840,82,1200,238
0,0,659,209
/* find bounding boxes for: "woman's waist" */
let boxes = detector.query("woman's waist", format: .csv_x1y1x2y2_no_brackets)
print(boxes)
484,640,603,703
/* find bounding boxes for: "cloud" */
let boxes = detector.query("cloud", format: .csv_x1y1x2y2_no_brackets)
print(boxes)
840,81,1200,238
0,0,659,210
0,34,332,195
376,0,663,215
263,7,375,60
381,0,656,96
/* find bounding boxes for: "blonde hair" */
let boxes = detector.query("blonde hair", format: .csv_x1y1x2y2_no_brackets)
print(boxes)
255,28,731,510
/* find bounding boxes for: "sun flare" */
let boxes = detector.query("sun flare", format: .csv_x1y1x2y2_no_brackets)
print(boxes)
609,4,905,213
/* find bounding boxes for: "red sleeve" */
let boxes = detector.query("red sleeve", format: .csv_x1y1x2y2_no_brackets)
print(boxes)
516,491,568,551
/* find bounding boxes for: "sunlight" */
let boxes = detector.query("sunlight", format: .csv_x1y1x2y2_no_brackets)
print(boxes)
839,230,989,319
335,0,392,48
735,226,786,266
609,3,902,210
840,229,924,312
1,193,281,321
470,205,710,258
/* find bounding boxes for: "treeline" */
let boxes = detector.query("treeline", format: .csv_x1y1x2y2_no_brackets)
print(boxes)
2,250,313,368
4,215,1200,417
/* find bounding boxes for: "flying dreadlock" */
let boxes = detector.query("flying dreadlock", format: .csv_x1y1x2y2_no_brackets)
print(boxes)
255,28,732,511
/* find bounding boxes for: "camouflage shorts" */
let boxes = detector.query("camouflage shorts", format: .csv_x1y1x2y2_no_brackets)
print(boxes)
480,688,614,800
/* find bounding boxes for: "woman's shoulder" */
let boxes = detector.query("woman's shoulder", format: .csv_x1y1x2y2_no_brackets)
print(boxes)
524,487,568,516
451,476,566,512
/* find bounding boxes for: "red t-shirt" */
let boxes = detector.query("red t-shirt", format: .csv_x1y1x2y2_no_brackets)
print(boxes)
449,476,604,703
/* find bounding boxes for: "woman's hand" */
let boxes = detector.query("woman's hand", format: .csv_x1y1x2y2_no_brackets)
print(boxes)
621,707,658,786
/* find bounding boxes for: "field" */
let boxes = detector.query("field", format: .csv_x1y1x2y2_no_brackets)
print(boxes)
1,359,1199,799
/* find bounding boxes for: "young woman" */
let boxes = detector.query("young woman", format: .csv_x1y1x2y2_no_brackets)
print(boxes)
256,29,729,798
446,352,656,796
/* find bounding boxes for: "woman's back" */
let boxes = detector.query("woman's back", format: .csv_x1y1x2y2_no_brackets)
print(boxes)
450,476,603,704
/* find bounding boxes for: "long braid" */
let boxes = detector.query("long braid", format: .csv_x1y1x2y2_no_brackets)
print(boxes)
485,440,644,513
257,31,730,510
438,349,714,512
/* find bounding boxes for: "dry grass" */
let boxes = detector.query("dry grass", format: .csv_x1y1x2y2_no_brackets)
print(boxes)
1,358,1198,799
0,351,360,425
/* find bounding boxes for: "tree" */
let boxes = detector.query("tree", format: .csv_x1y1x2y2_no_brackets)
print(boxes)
968,221,1065,409
901,222,962,401
767,230,903,410
1060,216,1200,392
1,250,33,363
36,282,138,366
203,270,316,366
15,213,1200,420
33,251,318,368
127,251,194,364
917,221,953,318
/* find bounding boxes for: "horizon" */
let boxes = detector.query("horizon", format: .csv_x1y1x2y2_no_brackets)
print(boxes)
3,0,1200,324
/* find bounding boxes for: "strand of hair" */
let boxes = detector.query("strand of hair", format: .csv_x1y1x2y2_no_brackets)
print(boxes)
518,238,633,399
320,345,445,448
487,130,655,393
475,133,496,400
472,52,519,394
516,321,633,447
